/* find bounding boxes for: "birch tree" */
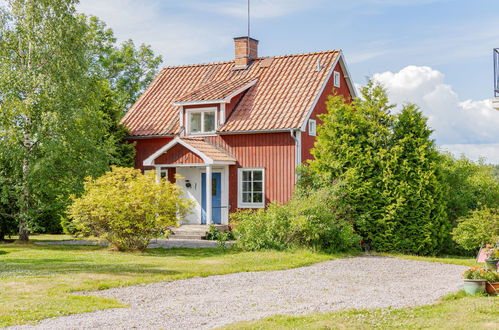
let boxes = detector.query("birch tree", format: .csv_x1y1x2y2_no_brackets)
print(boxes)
0,0,111,240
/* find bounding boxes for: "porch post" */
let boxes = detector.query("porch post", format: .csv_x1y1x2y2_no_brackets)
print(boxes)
155,166,161,183
206,165,213,225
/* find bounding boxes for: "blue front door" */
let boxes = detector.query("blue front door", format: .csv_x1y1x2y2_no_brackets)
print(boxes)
201,172,222,224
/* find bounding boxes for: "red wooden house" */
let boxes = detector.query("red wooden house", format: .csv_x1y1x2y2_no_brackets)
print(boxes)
122,37,356,225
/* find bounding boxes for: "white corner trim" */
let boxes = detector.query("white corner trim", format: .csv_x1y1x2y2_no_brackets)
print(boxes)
237,167,265,209
143,137,214,166
220,103,226,125
338,53,358,98
299,52,357,132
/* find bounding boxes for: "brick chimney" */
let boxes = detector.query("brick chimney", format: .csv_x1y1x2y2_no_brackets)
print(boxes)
234,36,259,69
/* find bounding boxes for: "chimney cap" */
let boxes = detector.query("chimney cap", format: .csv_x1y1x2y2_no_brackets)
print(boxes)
233,36,259,43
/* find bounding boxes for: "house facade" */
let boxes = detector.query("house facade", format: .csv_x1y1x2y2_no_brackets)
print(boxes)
122,37,356,225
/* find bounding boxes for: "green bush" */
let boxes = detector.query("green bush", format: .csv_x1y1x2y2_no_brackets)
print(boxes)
452,207,499,251
232,185,361,253
68,167,192,251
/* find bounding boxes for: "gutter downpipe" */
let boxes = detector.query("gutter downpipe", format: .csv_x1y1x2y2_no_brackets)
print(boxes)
290,129,302,182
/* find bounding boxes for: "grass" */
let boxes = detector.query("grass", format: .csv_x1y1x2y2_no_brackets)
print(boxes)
223,291,498,329
0,240,343,327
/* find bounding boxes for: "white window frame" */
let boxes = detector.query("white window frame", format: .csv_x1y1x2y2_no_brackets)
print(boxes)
308,119,316,136
238,167,265,208
333,71,341,88
186,107,217,136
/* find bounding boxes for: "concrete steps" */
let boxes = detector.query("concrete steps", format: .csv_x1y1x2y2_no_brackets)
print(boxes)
169,225,228,241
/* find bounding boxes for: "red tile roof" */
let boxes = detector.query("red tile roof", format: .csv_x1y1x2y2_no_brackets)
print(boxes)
180,138,236,163
122,50,341,136
173,76,257,104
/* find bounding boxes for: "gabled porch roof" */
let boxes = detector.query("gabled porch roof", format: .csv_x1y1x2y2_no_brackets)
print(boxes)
143,137,236,166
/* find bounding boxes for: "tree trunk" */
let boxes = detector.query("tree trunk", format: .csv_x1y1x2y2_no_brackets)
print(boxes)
18,156,30,241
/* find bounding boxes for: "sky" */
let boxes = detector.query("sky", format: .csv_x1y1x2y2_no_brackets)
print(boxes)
76,0,499,164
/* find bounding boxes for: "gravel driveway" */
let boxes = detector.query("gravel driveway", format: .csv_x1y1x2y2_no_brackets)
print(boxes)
11,255,465,330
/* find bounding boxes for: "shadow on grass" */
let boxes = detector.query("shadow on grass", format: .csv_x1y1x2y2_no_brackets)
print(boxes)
0,250,7,255
0,243,243,278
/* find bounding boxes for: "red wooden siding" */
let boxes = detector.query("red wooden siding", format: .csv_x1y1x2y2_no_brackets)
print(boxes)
155,143,204,164
301,62,353,162
206,133,295,212
132,137,173,170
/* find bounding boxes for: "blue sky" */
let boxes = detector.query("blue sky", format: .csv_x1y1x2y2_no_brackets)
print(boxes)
78,0,499,163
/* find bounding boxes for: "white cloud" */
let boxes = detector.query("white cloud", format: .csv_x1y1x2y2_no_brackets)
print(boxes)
371,65,499,163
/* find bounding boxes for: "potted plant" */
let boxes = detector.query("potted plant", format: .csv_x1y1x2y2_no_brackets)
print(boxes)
483,269,499,295
485,244,499,271
462,267,488,295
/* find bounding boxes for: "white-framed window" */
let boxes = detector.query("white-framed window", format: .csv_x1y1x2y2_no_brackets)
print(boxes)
308,119,317,136
238,168,265,208
333,71,341,88
186,107,217,135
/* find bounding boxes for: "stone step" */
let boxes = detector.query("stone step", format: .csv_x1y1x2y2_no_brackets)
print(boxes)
168,235,205,240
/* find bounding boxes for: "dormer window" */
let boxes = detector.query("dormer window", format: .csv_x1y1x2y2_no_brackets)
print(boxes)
187,107,217,135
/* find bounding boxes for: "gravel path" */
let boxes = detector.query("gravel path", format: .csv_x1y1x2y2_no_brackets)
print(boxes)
11,256,465,330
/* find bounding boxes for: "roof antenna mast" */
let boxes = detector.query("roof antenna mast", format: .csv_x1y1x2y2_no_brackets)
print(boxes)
247,0,251,39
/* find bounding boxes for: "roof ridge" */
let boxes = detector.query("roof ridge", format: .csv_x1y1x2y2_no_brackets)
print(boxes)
159,49,341,71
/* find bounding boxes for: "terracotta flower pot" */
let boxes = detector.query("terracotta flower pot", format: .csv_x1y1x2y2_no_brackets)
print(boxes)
463,279,486,295
485,282,499,295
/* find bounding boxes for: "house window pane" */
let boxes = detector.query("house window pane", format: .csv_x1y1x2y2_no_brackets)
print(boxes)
243,171,251,181
204,112,215,132
190,113,202,133
239,169,264,208
253,181,262,192
242,181,251,193
242,193,252,203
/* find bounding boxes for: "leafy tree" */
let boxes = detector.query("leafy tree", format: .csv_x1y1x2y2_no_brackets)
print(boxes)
0,0,112,240
68,167,192,251
452,207,499,251
308,82,449,255
85,16,162,167
439,154,499,224
0,2,163,238
375,105,448,254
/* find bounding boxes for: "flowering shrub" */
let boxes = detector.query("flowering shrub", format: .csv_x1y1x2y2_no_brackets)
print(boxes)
68,167,192,251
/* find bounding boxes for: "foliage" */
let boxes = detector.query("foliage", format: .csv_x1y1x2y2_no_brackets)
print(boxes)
452,207,499,251
68,167,191,251
0,2,162,238
308,81,448,255
439,154,499,224
462,267,499,281
205,224,234,249
0,243,336,327
232,185,361,253
85,15,162,167
0,0,114,239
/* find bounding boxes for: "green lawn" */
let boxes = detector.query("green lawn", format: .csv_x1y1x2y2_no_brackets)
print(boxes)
223,292,498,329
0,241,342,327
